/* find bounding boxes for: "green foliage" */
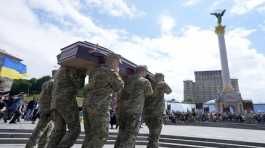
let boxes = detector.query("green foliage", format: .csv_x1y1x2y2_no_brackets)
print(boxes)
32,76,51,94
24,94,40,102
10,75,51,95
184,97,193,103
10,79,32,95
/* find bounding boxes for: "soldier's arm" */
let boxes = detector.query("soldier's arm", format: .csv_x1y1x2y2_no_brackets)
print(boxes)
47,80,54,96
109,70,124,92
39,81,49,97
71,69,86,89
163,82,172,94
41,81,48,91
144,80,153,96
82,84,89,97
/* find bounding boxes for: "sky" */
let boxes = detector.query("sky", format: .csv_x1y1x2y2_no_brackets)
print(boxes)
0,0,265,102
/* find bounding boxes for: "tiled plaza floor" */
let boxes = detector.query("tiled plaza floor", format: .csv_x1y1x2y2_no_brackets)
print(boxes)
1,120,265,147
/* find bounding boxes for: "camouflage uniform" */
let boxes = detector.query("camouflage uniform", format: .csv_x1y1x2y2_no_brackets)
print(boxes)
47,66,86,148
144,73,172,148
115,66,153,148
25,79,54,148
82,64,124,148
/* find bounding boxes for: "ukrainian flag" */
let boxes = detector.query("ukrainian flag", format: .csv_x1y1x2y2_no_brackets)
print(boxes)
0,56,27,79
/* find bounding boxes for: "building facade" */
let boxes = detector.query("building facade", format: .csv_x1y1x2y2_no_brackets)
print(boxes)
184,70,239,103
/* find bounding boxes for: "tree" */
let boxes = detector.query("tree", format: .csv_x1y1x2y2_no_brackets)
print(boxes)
10,79,32,95
184,97,193,103
29,78,38,94
35,76,51,93
10,75,51,95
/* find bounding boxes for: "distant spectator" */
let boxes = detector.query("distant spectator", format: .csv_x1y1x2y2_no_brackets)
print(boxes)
110,110,118,129
3,95,16,123
31,103,40,124
24,98,38,121
9,94,24,124
0,96,7,119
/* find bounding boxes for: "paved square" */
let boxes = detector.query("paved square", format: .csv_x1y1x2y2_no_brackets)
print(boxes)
1,121,265,147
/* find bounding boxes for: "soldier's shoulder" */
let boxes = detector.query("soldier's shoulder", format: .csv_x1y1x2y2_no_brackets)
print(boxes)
139,77,151,84
42,79,54,87
157,81,167,86
93,66,107,74
110,68,117,72
42,80,52,86
47,80,54,86
105,68,120,76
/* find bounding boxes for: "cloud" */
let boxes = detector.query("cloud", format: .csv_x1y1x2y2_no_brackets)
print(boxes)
1,1,265,103
113,25,265,103
159,15,176,34
230,0,265,15
0,0,123,77
182,0,201,6
259,21,265,32
84,0,144,17
224,28,265,102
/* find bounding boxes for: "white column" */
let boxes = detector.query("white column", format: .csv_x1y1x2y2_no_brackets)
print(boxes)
216,26,233,93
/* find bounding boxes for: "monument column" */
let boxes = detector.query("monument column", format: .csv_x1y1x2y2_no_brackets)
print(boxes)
211,10,243,113
215,24,234,93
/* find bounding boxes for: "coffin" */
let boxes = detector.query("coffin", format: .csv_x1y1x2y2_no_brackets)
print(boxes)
57,41,140,76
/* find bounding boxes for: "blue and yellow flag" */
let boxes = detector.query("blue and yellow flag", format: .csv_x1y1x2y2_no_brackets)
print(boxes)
0,56,27,79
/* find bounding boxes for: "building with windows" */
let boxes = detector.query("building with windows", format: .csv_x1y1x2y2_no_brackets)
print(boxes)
184,70,239,104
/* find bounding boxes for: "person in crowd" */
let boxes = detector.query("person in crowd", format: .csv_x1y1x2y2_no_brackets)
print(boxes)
3,95,15,123
110,109,118,129
31,103,40,124
24,98,38,121
0,95,7,119
9,94,24,124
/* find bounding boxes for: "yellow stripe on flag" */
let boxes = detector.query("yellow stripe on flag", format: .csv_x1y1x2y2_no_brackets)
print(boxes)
0,67,27,79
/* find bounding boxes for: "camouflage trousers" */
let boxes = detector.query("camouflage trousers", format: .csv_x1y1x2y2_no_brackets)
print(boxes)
47,107,81,148
82,106,109,148
25,113,54,148
114,112,141,148
144,115,163,148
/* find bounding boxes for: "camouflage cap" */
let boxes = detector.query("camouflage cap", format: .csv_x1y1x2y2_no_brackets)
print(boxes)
155,73,164,78
52,69,58,77
136,65,148,72
106,53,122,63
154,73,164,80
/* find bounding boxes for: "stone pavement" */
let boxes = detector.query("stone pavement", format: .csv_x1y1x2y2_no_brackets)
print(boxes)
1,120,265,148
0,144,124,148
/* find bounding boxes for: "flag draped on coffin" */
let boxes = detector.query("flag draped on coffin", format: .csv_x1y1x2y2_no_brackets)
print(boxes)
0,56,27,79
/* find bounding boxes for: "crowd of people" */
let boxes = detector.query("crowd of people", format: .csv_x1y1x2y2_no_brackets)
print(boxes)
0,93,121,128
167,110,265,124
0,94,39,124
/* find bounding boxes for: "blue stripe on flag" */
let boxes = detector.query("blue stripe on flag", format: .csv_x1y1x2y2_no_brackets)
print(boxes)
2,57,26,74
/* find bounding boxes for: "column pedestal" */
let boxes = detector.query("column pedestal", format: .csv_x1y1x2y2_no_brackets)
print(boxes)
216,92,243,113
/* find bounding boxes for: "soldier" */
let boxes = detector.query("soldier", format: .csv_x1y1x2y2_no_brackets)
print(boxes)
82,53,124,148
25,70,56,148
47,66,86,148
144,73,172,148
115,65,153,148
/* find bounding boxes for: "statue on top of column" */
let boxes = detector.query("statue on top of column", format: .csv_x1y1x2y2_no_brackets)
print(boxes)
210,9,226,25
